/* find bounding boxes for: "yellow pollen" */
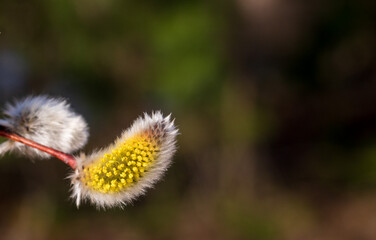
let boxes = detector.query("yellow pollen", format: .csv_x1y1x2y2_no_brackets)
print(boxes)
81,134,159,194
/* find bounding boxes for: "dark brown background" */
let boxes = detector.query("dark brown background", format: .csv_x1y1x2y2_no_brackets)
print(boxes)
0,0,376,239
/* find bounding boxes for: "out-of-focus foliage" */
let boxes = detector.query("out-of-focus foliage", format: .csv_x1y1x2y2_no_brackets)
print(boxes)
0,0,376,239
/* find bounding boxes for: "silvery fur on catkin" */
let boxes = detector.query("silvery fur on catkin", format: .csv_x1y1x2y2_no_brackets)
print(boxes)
0,95,89,158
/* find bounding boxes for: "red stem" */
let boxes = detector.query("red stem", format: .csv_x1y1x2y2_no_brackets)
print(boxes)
0,126,77,169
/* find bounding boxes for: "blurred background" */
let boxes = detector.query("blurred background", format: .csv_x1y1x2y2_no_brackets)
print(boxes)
0,0,376,239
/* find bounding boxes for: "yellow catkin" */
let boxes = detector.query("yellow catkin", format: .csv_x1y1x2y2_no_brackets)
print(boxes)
82,135,159,194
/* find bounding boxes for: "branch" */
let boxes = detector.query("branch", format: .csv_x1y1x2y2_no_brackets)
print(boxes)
0,125,77,169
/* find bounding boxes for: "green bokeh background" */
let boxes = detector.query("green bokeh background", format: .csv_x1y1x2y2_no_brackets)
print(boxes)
0,0,376,239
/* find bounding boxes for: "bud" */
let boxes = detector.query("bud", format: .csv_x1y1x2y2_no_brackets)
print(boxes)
70,112,178,208
0,95,89,158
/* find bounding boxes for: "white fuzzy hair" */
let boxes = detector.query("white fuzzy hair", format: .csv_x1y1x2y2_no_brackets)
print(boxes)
0,95,89,158
70,111,178,209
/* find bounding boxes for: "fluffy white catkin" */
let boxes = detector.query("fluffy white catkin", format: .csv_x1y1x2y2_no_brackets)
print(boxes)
0,95,89,158
70,111,178,209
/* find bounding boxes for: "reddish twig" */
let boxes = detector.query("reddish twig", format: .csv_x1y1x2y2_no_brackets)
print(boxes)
0,125,77,169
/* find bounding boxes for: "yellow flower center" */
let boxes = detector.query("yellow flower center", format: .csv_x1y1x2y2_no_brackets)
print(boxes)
82,134,159,193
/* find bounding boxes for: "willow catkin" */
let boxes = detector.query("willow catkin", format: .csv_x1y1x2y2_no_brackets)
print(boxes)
0,95,89,158
70,111,178,208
